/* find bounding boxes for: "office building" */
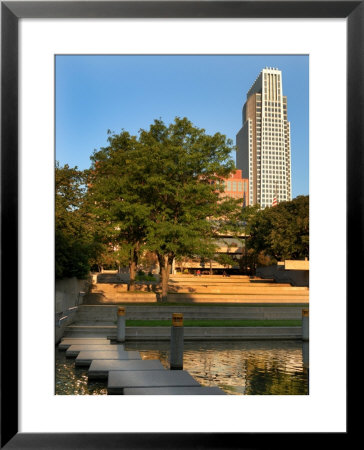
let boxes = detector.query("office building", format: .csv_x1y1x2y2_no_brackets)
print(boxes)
236,67,292,208
221,169,249,205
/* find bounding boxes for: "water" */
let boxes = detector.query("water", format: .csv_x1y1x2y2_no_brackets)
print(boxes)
56,340,308,395
55,350,108,395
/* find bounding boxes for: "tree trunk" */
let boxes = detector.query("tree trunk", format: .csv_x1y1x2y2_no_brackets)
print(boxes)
158,253,174,302
129,259,136,291
128,244,139,291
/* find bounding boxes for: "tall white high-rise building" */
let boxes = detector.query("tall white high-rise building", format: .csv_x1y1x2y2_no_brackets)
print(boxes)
236,67,292,208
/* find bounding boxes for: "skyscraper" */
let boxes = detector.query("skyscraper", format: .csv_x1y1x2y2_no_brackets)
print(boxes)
236,68,292,209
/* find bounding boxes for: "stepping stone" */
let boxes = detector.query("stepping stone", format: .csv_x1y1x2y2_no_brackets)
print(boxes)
88,359,165,380
75,350,141,367
123,386,226,395
66,344,124,358
58,338,110,351
107,370,200,395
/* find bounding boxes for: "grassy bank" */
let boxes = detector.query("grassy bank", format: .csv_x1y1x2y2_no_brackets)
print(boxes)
125,319,302,327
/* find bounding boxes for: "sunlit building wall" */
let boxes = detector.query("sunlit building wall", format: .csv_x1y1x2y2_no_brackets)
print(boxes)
220,169,249,205
236,67,292,208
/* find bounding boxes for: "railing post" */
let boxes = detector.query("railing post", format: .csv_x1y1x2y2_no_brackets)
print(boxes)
302,308,309,341
170,313,184,370
117,307,126,342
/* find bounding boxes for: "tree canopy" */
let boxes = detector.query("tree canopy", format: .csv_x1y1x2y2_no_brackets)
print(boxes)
87,117,238,299
55,162,101,279
247,195,309,262
56,119,308,287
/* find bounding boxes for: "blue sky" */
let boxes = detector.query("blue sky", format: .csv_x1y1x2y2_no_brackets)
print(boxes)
56,55,309,197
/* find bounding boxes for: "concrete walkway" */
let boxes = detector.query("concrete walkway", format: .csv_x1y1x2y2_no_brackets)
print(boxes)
57,337,225,395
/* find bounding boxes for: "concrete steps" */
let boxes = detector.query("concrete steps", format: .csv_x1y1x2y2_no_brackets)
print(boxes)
66,343,125,358
58,337,110,351
75,349,141,367
64,303,307,339
63,302,307,340
90,294,308,303
123,387,226,395
73,304,306,321
88,359,165,380
84,291,156,304
124,326,302,340
170,275,252,280
57,333,226,394
166,293,308,303
107,370,200,394
84,291,308,304
89,283,299,294
84,274,308,305
167,286,308,294
64,324,117,338
63,324,302,340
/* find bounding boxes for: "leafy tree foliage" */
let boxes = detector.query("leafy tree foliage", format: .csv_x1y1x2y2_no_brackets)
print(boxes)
55,162,99,279
136,118,237,300
214,253,236,269
247,195,309,262
87,131,151,289
87,117,237,300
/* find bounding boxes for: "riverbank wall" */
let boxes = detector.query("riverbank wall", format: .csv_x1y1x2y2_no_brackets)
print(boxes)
55,277,91,343
63,325,302,340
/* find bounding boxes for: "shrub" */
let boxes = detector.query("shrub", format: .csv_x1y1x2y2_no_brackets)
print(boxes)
135,273,156,282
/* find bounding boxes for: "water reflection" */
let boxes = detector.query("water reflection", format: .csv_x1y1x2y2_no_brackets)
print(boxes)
128,341,308,395
56,340,308,395
56,350,108,395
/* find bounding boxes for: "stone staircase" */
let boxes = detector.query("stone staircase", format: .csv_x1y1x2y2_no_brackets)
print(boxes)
62,272,308,339
62,303,306,339
83,274,309,304
70,304,305,322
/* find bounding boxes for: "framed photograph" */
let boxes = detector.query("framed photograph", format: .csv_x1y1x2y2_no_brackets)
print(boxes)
2,1,357,447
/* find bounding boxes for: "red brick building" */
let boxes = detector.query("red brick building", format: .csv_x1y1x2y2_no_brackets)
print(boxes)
220,169,249,206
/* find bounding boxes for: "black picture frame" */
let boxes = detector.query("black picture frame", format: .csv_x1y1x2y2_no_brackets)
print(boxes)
1,1,357,448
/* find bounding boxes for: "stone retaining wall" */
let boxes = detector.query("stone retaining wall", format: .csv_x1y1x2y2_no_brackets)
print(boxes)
125,326,302,340
256,265,309,287
63,325,302,340
55,277,91,343
74,304,305,321
56,277,91,312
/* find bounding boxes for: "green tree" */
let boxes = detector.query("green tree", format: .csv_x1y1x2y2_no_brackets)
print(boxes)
87,117,238,301
55,162,94,279
214,253,235,269
87,132,151,289
248,195,309,261
137,118,237,300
